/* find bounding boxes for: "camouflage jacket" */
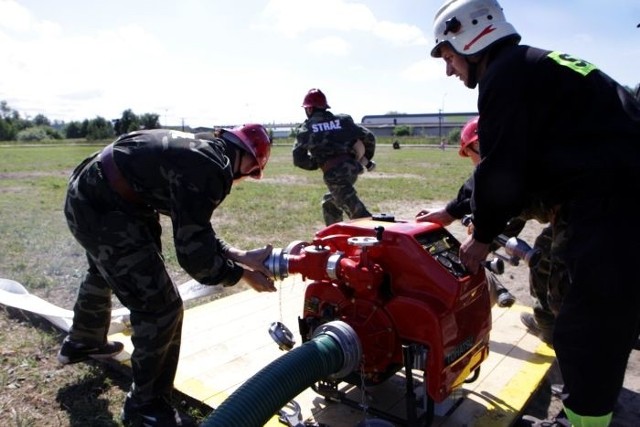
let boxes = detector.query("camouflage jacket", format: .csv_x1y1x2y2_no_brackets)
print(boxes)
96,129,243,287
292,110,375,171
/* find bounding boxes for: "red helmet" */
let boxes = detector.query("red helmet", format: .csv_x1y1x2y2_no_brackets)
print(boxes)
223,123,272,179
302,88,330,109
459,116,479,157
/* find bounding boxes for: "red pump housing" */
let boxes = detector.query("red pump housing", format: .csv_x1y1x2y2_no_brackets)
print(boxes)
281,216,491,403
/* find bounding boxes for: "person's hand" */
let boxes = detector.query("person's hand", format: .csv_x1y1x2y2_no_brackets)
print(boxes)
459,235,490,274
466,223,474,235
226,245,273,277
365,160,376,172
415,208,455,226
242,269,276,293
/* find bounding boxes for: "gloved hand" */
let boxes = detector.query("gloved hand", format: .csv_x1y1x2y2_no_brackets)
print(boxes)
225,245,273,277
242,269,276,292
359,156,376,172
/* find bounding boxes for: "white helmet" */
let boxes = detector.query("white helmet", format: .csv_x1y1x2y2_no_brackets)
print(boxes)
430,0,520,58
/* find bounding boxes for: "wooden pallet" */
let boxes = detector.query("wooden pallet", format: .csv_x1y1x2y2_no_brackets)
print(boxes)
107,276,555,426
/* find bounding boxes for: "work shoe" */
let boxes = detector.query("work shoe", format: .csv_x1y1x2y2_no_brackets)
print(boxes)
520,313,554,346
521,414,571,427
121,393,197,427
550,383,568,399
496,288,516,308
57,336,124,365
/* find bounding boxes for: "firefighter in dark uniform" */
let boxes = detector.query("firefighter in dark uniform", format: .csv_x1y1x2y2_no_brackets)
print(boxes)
416,116,517,309
57,124,275,426
293,88,376,225
453,121,565,345
430,1,640,426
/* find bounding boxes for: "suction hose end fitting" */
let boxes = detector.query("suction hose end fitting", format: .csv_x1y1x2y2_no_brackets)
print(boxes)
311,320,362,379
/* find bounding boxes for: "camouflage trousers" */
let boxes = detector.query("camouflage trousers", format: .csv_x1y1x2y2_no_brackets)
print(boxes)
64,157,183,405
322,162,371,226
528,225,569,332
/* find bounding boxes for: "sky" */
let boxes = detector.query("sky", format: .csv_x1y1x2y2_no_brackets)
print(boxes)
1,0,639,128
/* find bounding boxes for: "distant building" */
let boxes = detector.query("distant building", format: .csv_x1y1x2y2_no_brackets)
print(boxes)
265,124,297,139
199,112,478,140
361,112,477,138
189,124,298,140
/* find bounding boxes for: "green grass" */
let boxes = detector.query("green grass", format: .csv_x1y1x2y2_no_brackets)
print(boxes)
0,138,478,426
0,140,472,302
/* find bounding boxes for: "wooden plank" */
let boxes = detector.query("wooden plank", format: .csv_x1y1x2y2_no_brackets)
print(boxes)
435,305,555,427
108,280,556,426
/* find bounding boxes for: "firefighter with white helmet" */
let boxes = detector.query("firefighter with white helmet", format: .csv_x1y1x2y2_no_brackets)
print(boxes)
431,0,520,89
429,1,640,426
431,0,519,56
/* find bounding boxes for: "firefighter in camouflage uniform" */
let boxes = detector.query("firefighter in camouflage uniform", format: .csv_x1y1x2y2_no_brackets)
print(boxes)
58,124,275,427
293,88,376,225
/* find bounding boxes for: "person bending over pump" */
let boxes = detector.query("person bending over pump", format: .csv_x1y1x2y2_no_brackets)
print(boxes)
58,124,276,427
416,116,517,309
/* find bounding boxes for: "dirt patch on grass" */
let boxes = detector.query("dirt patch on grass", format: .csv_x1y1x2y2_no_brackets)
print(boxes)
0,171,70,179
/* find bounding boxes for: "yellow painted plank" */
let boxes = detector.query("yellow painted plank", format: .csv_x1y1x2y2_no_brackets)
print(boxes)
437,305,555,427
108,281,556,427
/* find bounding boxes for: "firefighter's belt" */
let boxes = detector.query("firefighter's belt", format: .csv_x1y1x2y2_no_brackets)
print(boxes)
99,143,145,205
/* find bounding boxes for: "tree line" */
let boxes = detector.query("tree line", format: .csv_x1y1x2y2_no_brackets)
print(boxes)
3,84,640,142
0,100,160,142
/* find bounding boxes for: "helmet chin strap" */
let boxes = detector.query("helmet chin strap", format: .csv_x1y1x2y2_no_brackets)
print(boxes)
466,60,478,89
465,50,493,89
219,136,242,180
232,149,245,180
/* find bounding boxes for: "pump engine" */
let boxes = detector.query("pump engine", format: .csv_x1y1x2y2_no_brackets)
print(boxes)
264,214,493,423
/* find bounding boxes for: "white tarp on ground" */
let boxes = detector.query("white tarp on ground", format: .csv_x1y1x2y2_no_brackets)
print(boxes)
0,277,222,334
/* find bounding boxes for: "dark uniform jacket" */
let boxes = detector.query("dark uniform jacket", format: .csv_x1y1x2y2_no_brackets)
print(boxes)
471,44,640,243
446,175,475,220
446,174,526,245
293,110,375,171
78,129,244,287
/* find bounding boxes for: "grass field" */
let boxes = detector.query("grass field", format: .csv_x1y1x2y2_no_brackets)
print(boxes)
0,140,471,308
0,139,473,426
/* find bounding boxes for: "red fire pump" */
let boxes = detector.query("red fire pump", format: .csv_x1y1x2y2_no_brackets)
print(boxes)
264,214,494,425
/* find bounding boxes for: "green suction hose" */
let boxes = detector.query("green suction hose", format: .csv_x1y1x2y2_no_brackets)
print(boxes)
201,321,361,427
